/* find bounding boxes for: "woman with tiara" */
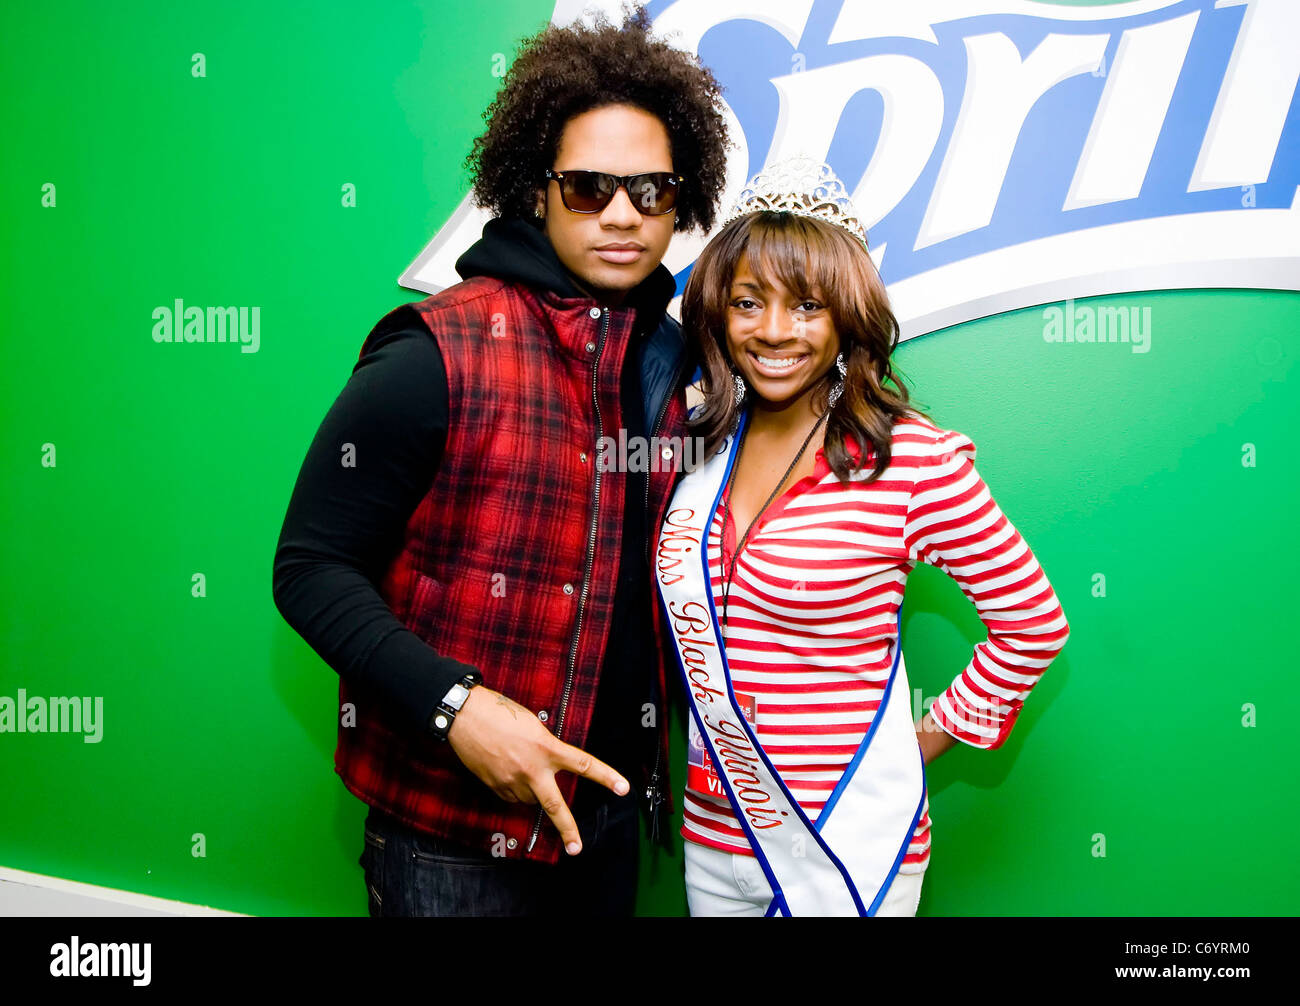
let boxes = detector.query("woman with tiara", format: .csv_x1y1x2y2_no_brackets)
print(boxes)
654,158,1070,916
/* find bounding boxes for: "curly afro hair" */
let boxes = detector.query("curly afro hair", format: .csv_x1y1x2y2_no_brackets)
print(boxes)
465,3,731,234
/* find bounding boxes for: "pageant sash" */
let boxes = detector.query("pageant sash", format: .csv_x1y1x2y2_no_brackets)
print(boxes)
656,412,927,916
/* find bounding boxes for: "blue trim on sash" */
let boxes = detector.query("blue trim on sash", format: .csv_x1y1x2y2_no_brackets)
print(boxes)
662,409,795,914
867,770,929,916
698,410,869,917
809,612,929,915
703,577,870,916
816,608,905,830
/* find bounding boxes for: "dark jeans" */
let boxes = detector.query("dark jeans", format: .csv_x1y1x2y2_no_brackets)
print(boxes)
359,794,640,917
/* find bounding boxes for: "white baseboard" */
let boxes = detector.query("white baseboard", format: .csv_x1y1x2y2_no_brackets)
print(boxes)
0,866,245,917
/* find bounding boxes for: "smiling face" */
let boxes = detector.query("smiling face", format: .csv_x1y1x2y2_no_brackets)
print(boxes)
534,103,677,306
724,251,840,413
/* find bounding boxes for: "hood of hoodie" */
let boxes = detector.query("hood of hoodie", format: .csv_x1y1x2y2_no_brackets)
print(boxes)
453,216,678,332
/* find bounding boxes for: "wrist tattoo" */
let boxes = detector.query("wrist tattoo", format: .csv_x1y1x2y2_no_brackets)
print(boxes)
496,693,520,720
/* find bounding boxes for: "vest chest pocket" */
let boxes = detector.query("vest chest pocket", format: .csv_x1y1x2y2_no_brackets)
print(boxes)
408,573,449,644
412,572,447,614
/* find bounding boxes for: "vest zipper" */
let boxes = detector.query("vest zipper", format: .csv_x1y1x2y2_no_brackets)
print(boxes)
642,351,686,843
527,306,611,853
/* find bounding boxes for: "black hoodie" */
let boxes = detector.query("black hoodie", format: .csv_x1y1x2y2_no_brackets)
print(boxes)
272,216,685,822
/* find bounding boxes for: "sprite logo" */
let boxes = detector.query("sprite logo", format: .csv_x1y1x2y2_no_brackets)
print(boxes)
401,0,1299,341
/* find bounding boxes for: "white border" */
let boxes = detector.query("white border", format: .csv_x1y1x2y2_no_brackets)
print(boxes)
887,186,1300,340
0,865,245,917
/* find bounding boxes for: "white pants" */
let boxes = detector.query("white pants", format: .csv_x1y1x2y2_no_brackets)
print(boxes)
685,840,926,917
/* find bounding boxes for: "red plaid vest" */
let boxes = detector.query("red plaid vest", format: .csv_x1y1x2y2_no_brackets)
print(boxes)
334,275,687,864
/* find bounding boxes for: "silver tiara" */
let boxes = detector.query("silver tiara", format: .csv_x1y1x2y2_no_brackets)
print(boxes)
720,156,869,250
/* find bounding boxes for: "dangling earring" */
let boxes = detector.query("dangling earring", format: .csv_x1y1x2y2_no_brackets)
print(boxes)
732,369,747,407
827,352,847,408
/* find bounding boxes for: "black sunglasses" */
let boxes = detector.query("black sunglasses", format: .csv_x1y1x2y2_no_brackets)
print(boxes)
543,169,684,215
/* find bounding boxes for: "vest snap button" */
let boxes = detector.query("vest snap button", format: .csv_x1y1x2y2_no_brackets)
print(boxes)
563,583,574,595
506,837,518,850
588,307,601,319
661,447,673,460
538,710,549,723
579,452,587,463
585,341,596,353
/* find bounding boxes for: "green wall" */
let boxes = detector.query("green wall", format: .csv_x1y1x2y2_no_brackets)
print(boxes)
1,0,1294,916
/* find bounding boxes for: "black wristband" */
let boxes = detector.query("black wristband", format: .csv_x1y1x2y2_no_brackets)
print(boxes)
427,671,482,740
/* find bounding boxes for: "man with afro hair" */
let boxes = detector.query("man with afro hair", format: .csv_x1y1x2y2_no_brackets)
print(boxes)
273,3,730,916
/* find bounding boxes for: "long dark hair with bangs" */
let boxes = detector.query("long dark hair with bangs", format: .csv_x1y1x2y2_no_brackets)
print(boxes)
682,210,924,483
